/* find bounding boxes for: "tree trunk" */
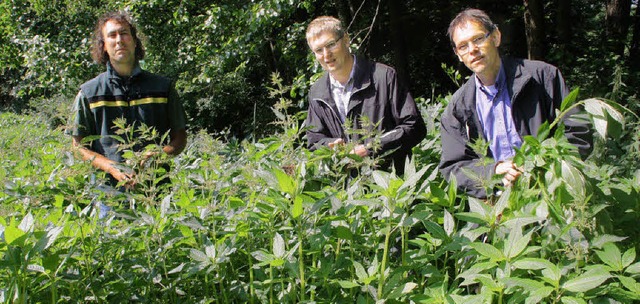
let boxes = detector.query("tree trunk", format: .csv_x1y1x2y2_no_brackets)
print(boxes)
605,0,631,57
523,0,546,60
628,0,640,69
556,0,572,64
387,0,410,85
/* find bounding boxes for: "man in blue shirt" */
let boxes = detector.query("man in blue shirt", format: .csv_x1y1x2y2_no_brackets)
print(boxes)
439,8,592,198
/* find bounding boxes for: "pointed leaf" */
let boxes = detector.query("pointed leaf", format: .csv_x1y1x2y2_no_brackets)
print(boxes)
512,258,556,271
625,262,640,274
337,280,360,288
274,168,296,195
353,260,367,281
189,249,208,263
18,213,34,233
444,209,455,237
33,226,63,254
423,220,447,240
470,242,505,261
291,196,303,219
562,269,611,292
618,275,640,294
273,233,285,258
505,230,533,260
596,243,623,271
560,88,580,112
560,296,588,304
622,247,636,269
4,226,26,246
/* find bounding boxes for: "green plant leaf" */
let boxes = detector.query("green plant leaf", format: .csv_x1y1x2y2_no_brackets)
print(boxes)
386,282,417,299
561,269,611,292
625,262,640,274
423,220,448,241
622,247,636,269
337,280,360,289
470,242,505,262
560,296,588,304
291,196,303,219
560,88,580,112
583,98,625,139
596,243,623,272
274,167,296,195
273,232,285,258
444,209,454,237
512,258,556,271
353,260,368,282
504,228,533,260
4,226,27,246
590,235,626,249
618,275,640,294
32,226,63,254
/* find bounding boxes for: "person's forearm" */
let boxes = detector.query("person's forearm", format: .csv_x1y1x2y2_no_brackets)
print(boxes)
163,129,187,156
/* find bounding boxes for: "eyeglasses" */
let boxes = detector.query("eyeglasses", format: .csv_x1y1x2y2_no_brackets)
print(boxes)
454,30,493,56
312,36,344,55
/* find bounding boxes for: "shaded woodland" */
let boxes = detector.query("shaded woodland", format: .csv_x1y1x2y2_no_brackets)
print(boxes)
0,0,638,136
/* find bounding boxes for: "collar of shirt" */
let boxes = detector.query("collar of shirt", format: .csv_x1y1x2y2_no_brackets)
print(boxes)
329,55,357,123
474,60,523,161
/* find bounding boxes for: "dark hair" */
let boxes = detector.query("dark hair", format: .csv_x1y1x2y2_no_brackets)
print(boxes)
90,11,145,65
447,8,497,47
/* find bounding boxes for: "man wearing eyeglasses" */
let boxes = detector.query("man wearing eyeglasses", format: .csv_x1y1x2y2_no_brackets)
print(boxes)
304,16,426,175
439,8,592,198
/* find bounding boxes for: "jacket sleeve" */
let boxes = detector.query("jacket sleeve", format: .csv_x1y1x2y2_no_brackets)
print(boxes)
376,71,426,155
438,101,495,199
551,69,593,159
305,99,342,151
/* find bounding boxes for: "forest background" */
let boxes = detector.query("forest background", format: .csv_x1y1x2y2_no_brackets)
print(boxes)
1,0,638,136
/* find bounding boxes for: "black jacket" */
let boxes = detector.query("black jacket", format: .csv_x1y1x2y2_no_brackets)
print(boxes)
305,57,426,174
439,57,592,198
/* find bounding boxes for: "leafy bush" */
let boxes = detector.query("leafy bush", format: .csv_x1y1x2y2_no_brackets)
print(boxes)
1,81,639,303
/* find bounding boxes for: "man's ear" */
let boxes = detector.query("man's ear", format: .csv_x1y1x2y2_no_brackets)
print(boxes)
493,27,502,48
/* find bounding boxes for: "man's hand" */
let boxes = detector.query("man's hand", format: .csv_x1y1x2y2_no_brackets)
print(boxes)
327,139,369,157
328,138,344,149
109,165,136,190
350,144,369,157
495,160,522,187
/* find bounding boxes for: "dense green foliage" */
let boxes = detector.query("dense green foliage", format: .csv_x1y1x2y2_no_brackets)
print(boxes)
1,0,638,135
1,82,639,302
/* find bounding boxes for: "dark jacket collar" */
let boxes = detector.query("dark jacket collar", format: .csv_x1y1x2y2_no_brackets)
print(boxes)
106,61,143,81
459,56,533,109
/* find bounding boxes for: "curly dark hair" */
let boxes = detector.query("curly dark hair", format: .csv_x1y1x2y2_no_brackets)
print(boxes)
90,11,145,65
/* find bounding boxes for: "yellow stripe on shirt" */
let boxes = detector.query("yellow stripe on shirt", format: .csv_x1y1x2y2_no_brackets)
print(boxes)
89,97,168,109
130,97,168,106
89,100,129,109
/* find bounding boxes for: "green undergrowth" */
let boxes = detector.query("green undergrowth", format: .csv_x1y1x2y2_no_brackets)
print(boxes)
0,88,639,303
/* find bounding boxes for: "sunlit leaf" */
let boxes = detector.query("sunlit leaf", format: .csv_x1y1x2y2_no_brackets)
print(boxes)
596,243,623,272
470,242,505,262
337,280,360,288
561,269,611,292
273,233,285,258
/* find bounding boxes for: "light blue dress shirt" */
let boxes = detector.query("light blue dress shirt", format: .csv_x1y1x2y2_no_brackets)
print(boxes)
329,56,357,123
475,62,523,162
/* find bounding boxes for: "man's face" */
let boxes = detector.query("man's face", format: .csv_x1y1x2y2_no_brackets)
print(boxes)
451,21,501,80
102,20,136,67
307,31,351,75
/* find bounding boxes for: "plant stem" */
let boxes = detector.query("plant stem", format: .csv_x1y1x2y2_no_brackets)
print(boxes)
377,222,392,300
